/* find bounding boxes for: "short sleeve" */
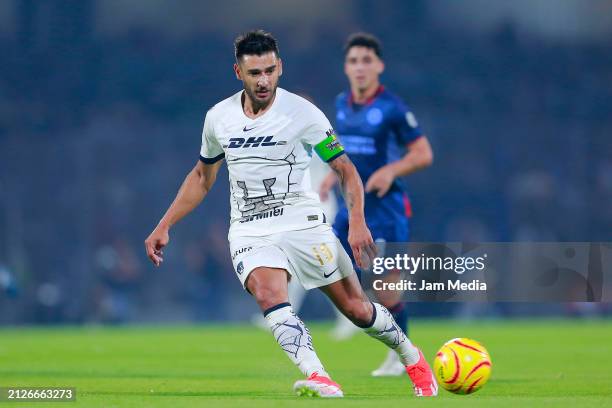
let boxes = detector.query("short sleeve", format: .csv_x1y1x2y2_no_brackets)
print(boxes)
392,100,423,146
199,110,225,164
301,105,345,163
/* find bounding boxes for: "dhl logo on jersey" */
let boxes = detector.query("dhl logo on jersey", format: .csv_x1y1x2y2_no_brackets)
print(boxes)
224,136,287,149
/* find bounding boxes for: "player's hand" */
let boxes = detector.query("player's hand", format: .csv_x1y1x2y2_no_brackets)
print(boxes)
144,226,170,267
365,167,395,197
348,218,377,269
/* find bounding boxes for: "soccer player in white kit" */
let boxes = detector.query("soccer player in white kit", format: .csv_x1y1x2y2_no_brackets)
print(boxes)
144,30,437,398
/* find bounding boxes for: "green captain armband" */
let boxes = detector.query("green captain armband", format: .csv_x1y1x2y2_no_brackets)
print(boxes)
314,129,345,162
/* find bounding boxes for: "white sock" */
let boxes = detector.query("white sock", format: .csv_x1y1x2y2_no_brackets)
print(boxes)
264,303,328,377
363,302,420,366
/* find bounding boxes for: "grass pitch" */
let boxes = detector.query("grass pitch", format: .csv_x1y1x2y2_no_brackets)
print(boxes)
1,319,611,407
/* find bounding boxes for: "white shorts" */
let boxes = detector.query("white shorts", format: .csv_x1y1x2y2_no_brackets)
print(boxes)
229,224,354,290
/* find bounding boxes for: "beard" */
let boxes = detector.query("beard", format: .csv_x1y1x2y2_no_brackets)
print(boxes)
244,81,278,108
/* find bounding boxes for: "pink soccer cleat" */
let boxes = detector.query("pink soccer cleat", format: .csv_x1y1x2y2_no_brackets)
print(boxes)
293,372,344,398
406,349,438,396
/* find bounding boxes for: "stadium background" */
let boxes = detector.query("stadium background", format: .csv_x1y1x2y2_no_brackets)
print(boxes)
1,0,611,324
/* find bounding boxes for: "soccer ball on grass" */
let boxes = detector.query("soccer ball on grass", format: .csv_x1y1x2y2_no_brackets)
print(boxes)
433,338,492,395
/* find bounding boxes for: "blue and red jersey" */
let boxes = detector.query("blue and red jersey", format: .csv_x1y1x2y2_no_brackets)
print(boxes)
333,85,423,245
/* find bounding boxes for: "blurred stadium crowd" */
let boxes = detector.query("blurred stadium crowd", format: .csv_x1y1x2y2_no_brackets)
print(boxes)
0,1,611,323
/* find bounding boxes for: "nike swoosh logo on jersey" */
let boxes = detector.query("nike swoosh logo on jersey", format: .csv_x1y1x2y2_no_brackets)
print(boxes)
243,125,258,132
323,267,339,278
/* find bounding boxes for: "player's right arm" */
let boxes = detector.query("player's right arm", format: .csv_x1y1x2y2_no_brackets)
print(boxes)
146,108,224,267
145,159,222,266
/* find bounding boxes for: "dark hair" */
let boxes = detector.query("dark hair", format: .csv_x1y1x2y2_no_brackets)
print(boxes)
234,30,280,61
344,32,382,58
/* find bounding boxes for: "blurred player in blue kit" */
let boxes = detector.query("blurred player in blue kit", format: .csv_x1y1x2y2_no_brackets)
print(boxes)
319,33,434,376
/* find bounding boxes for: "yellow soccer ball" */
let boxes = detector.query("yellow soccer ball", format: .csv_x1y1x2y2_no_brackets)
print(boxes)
433,338,492,395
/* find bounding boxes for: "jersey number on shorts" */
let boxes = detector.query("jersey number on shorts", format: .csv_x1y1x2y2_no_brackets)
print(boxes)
312,244,334,266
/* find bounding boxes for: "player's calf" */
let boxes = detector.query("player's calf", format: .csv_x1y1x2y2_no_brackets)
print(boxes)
338,298,374,327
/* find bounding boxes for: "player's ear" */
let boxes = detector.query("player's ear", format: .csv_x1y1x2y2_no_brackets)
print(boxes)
278,58,283,77
378,60,385,75
234,62,242,80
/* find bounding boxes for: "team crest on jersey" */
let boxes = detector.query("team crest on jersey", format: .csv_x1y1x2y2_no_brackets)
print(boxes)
228,148,301,223
367,108,383,125
406,111,418,128
237,177,284,218
236,261,244,275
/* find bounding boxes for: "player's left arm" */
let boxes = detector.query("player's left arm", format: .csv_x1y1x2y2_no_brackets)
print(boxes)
304,103,376,266
365,136,433,197
328,154,377,268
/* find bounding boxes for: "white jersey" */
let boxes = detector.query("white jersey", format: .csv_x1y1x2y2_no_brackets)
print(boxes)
200,88,345,240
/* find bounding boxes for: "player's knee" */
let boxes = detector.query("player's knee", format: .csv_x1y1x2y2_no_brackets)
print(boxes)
250,286,283,310
342,300,372,327
247,270,288,311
